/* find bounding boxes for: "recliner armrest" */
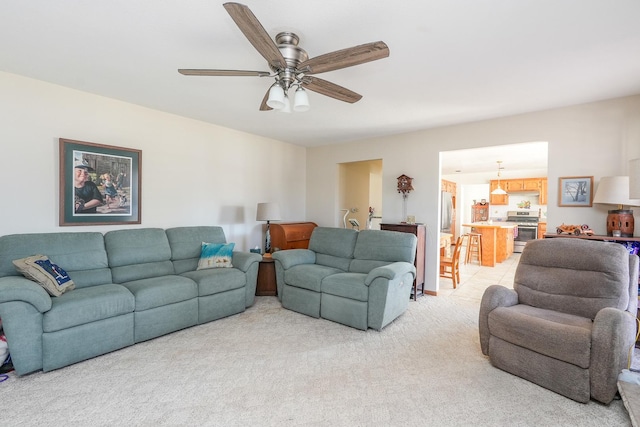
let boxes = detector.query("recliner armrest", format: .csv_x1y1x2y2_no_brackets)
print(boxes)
271,249,316,269
479,285,518,355
590,307,637,404
364,262,416,286
231,251,262,272
0,276,52,313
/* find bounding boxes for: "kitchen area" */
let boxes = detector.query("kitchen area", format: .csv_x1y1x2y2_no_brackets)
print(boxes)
441,142,548,268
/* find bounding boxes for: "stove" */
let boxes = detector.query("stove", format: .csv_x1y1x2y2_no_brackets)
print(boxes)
507,210,540,253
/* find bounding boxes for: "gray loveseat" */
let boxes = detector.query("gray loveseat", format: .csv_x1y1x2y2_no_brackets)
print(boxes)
272,227,417,330
479,238,639,404
0,226,262,375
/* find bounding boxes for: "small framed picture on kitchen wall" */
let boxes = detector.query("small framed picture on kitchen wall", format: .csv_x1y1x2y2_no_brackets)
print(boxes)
558,176,593,207
59,138,142,226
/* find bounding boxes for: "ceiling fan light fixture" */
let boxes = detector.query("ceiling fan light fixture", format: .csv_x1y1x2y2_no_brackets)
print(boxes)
278,93,291,113
293,86,310,112
266,83,285,109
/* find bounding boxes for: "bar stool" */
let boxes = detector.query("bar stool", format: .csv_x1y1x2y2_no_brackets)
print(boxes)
465,232,482,265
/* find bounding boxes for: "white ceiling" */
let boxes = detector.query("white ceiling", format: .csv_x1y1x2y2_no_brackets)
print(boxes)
2,0,640,157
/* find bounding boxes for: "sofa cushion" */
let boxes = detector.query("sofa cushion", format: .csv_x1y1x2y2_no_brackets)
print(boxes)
321,273,368,301
197,242,235,270
105,228,174,283
350,230,417,274
181,268,246,296
284,264,344,293
43,284,134,332
308,227,358,271
514,239,630,319
166,226,228,274
0,232,110,288
12,255,75,297
488,304,593,368
120,275,197,311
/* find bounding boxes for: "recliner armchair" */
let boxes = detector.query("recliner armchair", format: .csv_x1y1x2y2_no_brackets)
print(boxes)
479,238,639,404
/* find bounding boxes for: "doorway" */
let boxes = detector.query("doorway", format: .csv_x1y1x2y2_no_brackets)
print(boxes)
338,159,383,229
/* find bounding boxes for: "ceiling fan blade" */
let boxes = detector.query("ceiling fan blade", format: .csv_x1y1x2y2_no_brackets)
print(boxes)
178,69,270,77
223,2,287,70
259,88,273,111
298,41,389,75
301,76,362,103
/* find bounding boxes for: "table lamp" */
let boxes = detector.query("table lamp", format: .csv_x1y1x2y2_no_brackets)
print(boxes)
256,202,281,256
592,176,640,237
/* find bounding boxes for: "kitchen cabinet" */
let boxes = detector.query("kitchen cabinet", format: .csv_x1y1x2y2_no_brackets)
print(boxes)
471,203,489,222
461,222,517,267
538,222,547,239
489,177,548,205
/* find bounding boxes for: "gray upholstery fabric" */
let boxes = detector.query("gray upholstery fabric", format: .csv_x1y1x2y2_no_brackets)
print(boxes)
479,238,639,404
309,227,358,270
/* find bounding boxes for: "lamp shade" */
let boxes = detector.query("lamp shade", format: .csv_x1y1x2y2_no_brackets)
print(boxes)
256,202,281,221
630,158,640,199
266,84,285,110
491,186,507,195
593,176,640,207
293,87,310,112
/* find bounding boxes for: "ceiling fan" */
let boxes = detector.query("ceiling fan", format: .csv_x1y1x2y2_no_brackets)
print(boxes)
178,2,390,112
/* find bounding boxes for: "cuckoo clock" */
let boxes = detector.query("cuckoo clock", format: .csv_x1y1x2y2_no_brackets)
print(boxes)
397,174,414,194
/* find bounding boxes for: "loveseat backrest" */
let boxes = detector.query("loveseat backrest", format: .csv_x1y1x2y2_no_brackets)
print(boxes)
349,230,417,273
514,238,637,319
104,228,174,283
0,232,111,288
166,226,227,274
308,227,358,271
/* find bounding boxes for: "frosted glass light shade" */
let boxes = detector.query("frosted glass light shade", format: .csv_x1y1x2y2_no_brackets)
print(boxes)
293,87,310,112
630,158,640,199
491,185,507,195
266,84,285,109
277,93,291,113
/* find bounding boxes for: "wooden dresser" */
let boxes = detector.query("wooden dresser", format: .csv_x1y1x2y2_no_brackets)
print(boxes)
380,223,426,299
270,222,318,251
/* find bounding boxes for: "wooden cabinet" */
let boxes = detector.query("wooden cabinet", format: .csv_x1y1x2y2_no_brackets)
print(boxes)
270,222,317,251
489,177,548,205
538,222,547,239
380,223,426,299
471,203,489,222
256,257,277,296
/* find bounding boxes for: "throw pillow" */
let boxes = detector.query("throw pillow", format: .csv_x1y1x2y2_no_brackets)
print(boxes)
197,242,235,270
12,255,76,297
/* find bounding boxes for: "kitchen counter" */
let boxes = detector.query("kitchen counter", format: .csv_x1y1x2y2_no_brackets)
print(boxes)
462,222,517,267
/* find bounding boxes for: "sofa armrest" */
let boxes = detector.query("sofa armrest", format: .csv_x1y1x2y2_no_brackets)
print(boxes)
0,276,52,313
364,262,416,286
272,249,316,269
590,307,637,404
479,285,518,355
231,251,262,273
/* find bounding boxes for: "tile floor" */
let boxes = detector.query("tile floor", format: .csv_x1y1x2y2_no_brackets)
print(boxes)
438,245,520,300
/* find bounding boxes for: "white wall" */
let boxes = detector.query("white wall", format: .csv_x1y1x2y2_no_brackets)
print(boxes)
306,95,640,294
0,72,306,249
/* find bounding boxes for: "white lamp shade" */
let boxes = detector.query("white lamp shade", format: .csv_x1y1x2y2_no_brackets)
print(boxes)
277,93,291,113
491,186,507,195
593,176,640,207
630,158,640,199
293,87,310,112
266,84,285,109
256,202,281,221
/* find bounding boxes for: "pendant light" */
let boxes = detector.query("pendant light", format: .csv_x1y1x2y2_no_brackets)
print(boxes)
491,161,507,195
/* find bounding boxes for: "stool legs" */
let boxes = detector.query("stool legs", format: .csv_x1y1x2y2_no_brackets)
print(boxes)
465,233,482,265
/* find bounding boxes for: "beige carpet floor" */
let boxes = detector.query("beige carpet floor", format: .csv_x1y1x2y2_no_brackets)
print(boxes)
0,289,635,426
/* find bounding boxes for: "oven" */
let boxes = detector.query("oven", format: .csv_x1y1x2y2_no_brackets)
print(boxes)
507,211,539,253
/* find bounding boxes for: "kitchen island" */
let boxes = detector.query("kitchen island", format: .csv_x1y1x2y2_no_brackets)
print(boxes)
461,222,517,267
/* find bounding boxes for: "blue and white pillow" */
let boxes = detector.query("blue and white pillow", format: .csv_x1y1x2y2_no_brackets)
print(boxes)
197,242,235,270
12,255,75,297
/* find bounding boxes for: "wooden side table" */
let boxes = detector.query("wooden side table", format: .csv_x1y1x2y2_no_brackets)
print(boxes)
256,256,277,296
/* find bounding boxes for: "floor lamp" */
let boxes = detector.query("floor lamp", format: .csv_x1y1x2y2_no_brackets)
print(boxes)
256,202,281,257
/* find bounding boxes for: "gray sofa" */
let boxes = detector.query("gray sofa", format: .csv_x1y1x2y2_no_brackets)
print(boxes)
272,227,417,330
479,238,639,404
0,226,262,375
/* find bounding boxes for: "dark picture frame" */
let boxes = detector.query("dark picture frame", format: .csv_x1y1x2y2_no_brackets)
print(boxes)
558,176,594,207
59,138,141,226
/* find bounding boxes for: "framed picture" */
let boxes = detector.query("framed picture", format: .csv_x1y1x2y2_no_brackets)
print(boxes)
558,176,593,207
59,138,141,226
